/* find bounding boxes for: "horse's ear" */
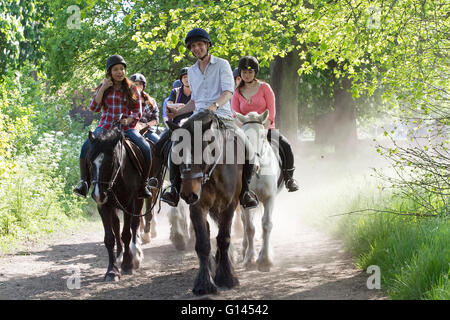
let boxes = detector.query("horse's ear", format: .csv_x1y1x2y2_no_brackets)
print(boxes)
260,110,269,124
88,131,95,141
234,112,247,124
167,120,180,132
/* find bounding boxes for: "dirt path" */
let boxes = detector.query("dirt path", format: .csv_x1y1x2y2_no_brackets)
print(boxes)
0,146,387,300
0,205,385,300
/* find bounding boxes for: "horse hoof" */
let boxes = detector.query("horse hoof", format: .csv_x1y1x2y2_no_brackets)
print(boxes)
121,269,133,276
257,260,273,272
141,232,151,245
151,231,157,238
104,273,120,282
214,274,239,289
243,260,257,270
192,283,218,296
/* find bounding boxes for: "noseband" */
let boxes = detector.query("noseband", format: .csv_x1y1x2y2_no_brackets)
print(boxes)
91,135,124,192
179,117,224,185
242,120,267,161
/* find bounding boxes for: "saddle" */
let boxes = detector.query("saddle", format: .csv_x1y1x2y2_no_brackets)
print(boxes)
124,139,145,176
123,122,151,176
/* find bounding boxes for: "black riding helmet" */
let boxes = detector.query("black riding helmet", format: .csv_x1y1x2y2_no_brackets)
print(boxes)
130,73,147,87
233,67,240,79
179,67,189,81
238,56,259,75
106,54,127,71
185,28,212,49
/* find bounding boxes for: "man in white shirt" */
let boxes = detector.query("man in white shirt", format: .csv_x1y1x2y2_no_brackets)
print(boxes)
162,28,258,209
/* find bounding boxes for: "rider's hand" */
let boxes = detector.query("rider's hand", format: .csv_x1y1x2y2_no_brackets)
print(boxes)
166,106,177,119
120,117,133,125
263,120,271,129
101,78,113,91
208,104,218,113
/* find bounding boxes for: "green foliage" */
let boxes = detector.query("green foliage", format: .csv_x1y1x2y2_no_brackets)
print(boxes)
0,66,89,251
332,182,449,300
0,0,49,76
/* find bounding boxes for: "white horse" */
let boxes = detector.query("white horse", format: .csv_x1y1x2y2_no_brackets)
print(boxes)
235,110,283,272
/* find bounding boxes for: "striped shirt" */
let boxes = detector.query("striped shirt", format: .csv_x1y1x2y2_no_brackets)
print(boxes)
89,86,142,131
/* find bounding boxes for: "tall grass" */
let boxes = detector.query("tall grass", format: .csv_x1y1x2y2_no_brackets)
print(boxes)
324,178,449,300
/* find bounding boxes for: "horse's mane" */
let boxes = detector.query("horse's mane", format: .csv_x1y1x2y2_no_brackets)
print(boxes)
241,111,264,124
87,128,123,161
180,109,218,133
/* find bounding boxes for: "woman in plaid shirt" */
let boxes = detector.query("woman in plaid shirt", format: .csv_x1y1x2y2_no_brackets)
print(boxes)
130,73,160,144
74,55,155,199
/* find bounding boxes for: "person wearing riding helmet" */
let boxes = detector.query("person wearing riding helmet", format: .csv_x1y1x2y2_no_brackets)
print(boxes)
231,55,299,192
233,67,241,88
162,28,259,209
162,79,182,124
130,73,160,144
74,55,157,199
167,67,192,124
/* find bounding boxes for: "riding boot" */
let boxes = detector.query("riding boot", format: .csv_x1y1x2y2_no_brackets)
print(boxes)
161,161,180,207
239,162,259,209
283,167,299,192
138,158,158,199
73,158,90,197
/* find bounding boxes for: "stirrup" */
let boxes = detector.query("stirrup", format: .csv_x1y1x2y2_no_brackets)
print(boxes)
73,181,89,198
285,178,299,192
240,190,259,209
147,177,159,189
161,186,179,207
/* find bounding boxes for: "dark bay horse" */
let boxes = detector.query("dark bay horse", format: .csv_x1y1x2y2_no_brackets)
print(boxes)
139,134,168,244
167,110,242,295
86,127,148,281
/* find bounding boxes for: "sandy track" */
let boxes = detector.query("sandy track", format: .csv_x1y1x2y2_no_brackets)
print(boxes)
0,207,384,300
0,148,387,300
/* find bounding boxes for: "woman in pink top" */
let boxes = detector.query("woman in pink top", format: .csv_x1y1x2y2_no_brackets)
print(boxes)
232,56,299,192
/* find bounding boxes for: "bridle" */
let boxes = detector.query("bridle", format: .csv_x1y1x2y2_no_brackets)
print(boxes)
179,116,224,185
242,120,268,167
90,120,159,217
91,131,124,192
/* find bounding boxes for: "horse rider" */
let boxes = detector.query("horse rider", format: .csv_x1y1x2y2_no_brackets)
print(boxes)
167,67,193,124
162,79,182,124
231,56,299,192
130,73,160,144
233,67,241,88
162,28,259,209
73,55,157,199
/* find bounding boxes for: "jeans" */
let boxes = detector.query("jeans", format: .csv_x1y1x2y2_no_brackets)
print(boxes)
80,127,105,159
144,128,160,144
79,127,151,163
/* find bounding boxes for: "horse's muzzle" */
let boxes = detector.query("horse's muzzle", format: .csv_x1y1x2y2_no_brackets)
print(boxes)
92,183,108,205
180,191,199,205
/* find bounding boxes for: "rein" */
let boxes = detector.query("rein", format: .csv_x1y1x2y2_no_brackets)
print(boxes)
180,115,224,185
92,125,164,218
241,119,268,177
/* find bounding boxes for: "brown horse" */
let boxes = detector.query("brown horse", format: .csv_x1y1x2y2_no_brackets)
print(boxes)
167,110,242,295
86,127,148,281
139,134,168,244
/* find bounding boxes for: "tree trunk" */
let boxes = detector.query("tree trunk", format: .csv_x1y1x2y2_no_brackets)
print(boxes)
333,77,357,154
270,50,301,144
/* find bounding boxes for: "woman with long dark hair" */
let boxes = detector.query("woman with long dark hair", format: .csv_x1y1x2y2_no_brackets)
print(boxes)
231,56,299,192
74,55,155,199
